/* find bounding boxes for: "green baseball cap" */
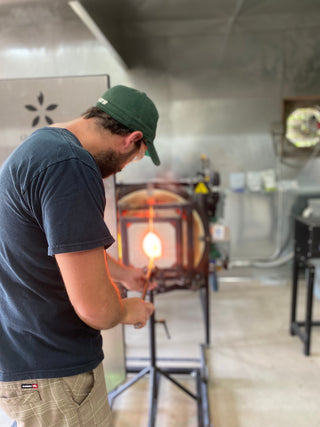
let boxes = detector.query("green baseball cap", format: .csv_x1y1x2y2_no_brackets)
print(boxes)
96,85,160,166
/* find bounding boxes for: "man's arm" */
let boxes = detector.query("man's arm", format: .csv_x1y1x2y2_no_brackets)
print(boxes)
55,247,154,330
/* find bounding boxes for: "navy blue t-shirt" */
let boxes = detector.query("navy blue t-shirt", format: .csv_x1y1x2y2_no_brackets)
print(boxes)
0,127,115,381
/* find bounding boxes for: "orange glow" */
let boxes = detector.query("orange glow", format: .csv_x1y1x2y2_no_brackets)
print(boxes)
142,231,162,259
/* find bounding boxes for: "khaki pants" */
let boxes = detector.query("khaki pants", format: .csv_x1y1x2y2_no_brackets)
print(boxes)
0,363,112,426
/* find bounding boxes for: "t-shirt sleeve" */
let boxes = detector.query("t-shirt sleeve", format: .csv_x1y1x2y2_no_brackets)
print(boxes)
28,158,115,256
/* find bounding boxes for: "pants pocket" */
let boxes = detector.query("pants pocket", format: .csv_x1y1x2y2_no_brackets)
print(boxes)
62,370,94,407
0,389,41,421
62,365,111,426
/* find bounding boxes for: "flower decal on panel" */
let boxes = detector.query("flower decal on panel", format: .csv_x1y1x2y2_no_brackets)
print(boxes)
25,92,58,127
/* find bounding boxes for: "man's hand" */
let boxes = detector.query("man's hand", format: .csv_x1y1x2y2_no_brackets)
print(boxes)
121,297,155,328
120,267,157,293
106,254,157,293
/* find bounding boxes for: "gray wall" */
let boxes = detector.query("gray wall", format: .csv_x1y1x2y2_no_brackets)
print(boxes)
1,1,320,261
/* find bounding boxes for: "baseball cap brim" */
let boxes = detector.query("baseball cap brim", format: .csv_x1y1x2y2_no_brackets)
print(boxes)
145,142,160,166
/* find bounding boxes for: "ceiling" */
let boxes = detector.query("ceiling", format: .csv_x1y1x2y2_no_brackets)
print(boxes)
1,0,320,71
1,0,320,102
75,0,320,69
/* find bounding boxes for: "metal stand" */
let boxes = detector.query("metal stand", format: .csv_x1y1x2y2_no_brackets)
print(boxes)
290,256,320,355
290,217,320,356
154,270,210,346
109,290,212,427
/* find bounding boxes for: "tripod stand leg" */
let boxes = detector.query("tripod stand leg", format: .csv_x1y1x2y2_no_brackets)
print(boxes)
148,367,162,427
204,276,210,346
196,369,204,427
199,277,210,346
147,291,160,427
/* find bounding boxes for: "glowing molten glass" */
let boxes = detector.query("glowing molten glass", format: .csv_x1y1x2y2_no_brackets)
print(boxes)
142,231,162,259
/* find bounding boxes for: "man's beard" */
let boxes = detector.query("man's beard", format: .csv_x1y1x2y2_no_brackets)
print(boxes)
93,145,139,178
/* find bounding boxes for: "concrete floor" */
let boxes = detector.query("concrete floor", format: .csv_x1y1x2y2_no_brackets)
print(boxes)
111,266,320,427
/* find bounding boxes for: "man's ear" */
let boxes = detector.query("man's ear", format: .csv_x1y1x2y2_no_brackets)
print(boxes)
123,131,143,148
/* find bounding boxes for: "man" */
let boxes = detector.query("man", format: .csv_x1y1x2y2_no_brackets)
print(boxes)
0,85,160,426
